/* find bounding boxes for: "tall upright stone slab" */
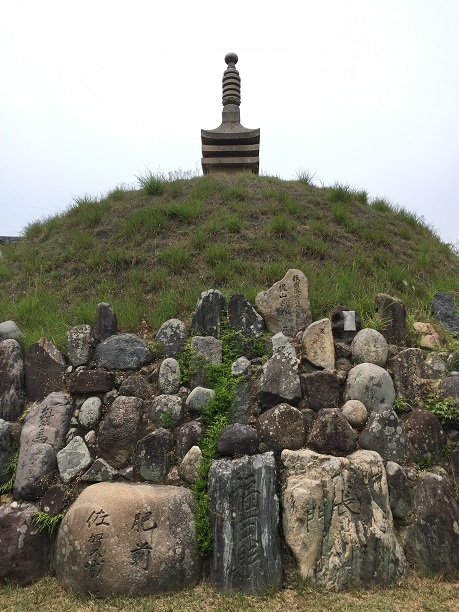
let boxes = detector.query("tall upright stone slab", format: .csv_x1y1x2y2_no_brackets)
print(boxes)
94,302,117,342
431,292,459,335
191,289,226,338
375,293,408,344
282,449,407,591
25,337,65,402
208,452,282,594
54,482,201,596
255,269,312,337
14,392,72,500
0,339,25,420
66,324,94,367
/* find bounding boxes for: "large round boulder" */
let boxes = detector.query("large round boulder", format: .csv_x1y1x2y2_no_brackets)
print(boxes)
351,328,388,367
344,363,395,412
55,482,201,596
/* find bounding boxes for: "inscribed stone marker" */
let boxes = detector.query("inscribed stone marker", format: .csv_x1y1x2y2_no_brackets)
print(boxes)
208,452,282,594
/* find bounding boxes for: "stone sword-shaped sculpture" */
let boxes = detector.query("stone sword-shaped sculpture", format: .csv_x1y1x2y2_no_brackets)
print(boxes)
201,52,260,175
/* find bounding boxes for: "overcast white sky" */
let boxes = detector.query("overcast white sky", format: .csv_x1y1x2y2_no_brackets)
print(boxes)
1,1,458,246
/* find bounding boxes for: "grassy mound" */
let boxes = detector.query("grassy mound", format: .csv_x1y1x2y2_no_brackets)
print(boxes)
1,171,458,349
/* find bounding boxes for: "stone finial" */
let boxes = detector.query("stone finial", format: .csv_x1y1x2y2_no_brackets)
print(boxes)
222,52,241,107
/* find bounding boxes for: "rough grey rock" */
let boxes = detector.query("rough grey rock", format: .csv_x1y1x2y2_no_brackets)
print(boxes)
57,436,92,483
25,338,65,402
388,348,427,403
331,305,362,342
135,428,172,482
228,293,265,336
431,292,459,335
185,387,215,413
209,452,282,594
282,449,407,590
148,394,183,427
447,351,459,372
228,293,265,357
0,339,25,421
425,353,448,379
13,392,72,500
385,461,413,519
255,269,312,337
401,472,459,575
189,335,222,388
375,293,408,344
257,333,301,409
231,356,251,377
176,420,204,459
340,400,368,429
191,289,226,338
13,443,57,500
66,324,94,367
403,409,448,462
81,458,118,482
69,369,115,395
158,358,181,395
351,328,388,367
0,419,12,486
0,320,22,341
178,446,202,484
229,358,253,425
359,404,410,463
257,404,305,451
0,503,53,585
217,423,258,456
155,318,188,358
307,408,357,455
119,374,152,399
300,371,340,412
94,302,117,342
54,482,201,596
344,363,395,412
451,446,459,481
78,397,102,429
41,483,67,515
97,396,144,468
438,375,459,407
95,334,152,371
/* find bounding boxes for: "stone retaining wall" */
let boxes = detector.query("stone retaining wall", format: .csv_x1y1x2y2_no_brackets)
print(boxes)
1,270,458,594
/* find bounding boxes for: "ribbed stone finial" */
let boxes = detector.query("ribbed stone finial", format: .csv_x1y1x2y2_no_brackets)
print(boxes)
222,52,241,107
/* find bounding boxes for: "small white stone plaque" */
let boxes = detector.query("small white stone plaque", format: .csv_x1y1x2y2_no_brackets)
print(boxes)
343,310,356,332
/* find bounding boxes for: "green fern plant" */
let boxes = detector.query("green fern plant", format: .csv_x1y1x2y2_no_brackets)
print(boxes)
31,512,64,535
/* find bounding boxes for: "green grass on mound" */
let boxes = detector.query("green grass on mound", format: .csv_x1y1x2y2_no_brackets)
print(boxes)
1,172,458,350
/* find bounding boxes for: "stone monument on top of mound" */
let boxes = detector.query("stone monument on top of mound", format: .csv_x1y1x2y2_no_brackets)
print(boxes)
201,53,260,175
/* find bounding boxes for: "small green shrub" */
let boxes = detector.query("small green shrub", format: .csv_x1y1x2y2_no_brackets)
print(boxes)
393,396,412,414
225,214,243,233
268,213,293,236
423,394,459,428
136,169,165,196
167,199,203,222
372,198,393,213
160,245,190,272
328,182,353,204
295,168,317,186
